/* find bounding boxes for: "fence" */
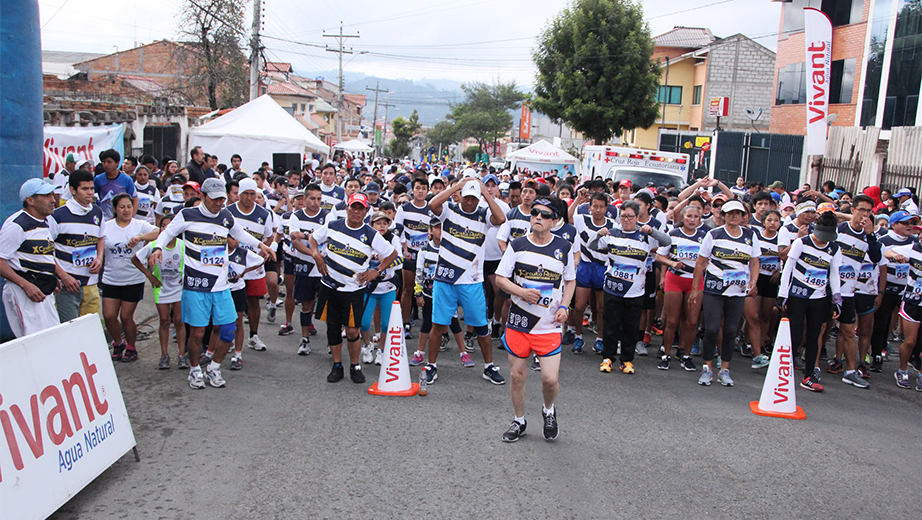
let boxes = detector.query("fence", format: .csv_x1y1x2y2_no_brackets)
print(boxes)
818,158,863,193
880,163,922,194
710,132,804,188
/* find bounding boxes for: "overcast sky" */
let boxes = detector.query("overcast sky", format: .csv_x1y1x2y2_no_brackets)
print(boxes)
39,0,782,86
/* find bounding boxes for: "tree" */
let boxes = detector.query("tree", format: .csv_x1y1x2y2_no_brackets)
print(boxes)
532,0,660,144
390,110,421,159
426,120,457,150
448,82,527,152
462,145,483,163
179,0,249,109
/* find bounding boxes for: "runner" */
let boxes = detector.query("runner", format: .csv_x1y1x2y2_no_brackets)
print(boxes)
883,236,922,390
496,198,576,442
318,163,345,211
395,177,432,339
869,210,915,372
745,209,783,369
277,189,305,337
134,165,161,225
223,234,267,370
289,184,329,353
94,148,138,220
571,193,615,354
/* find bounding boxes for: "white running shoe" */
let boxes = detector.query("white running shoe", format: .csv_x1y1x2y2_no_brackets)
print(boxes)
297,338,311,355
205,365,226,388
188,369,205,389
635,341,648,356
361,344,374,364
374,348,384,365
248,334,267,351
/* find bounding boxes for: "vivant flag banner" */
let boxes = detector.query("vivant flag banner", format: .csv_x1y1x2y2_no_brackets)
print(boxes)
43,124,125,178
0,315,137,520
520,104,531,141
804,7,832,156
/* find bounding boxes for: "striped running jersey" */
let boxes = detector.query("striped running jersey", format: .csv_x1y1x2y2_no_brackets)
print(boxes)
227,202,274,280
893,241,922,306
778,235,842,300
575,214,614,265
596,229,660,298
699,226,761,297
227,247,265,292
878,231,914,294
496,206,532,243
551,221,577,244
319,183,345,211
50,200,105,286
311,219,396,293
415,241,440,298
134,183,160,225
658,226,709,279
756,230,781,276
287,208,329,276
434,201,496,285
395,201,431,259
836,222,877,297
0,210,57,283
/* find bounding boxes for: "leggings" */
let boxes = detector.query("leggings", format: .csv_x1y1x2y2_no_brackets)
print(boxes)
870,292,901,359
362,290,396,333
787,295,831,377
421,296,462,334
701,293,746,363
601,293,643,362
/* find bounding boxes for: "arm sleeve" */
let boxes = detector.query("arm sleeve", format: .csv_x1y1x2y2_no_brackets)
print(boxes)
311,223,329,247
698,232,714,259
245,249,266,269
495,219,512,242
829,249,842,295
778,239,801,299
648,227,671,247
155,209,186,248
394,205,405,227
135,243,152,262
371,231,396,258
563,246,576,281
750,234,762,259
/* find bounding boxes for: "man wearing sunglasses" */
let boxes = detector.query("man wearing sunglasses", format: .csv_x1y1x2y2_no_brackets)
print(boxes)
496,197,576,442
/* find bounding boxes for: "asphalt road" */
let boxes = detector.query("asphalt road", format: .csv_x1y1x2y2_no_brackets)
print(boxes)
49,290,921,519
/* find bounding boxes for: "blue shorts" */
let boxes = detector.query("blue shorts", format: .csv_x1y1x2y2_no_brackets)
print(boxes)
181,290,237,327
432,281,487,328
576,262,606,290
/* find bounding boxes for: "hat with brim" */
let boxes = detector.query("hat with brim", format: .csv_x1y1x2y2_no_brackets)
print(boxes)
201,178,226,199
889,210,912,226
20,178,55,202
461,181,482,200
721,200,746,214
795,201,817,216
814,224,837,243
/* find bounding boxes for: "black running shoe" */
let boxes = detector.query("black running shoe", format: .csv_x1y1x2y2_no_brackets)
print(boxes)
350,364,366,383
327,363,345,383
542,409,558,440
910,355,922,372
491,322,502,340
657,356,670,370
425,364,438,384
502,420,526,442
870,355,883,373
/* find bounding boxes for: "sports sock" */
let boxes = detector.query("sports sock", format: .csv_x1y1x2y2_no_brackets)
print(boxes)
543,404,555,415
514,416,525,425
208,361,220,371
484,362,494,369
575,334,582,339
844,370,855,375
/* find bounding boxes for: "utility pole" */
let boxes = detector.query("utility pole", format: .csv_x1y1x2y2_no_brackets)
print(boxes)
249,0,263,101
381,101,396,150
324,23,359,144
366,81,388,155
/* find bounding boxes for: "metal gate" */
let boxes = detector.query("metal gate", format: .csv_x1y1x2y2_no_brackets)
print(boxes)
143,124,180,162
711,132,804,187
658,131,711,175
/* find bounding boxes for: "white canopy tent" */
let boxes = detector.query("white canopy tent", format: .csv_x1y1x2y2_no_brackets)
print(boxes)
507,139,581,178
333,139,373,153
188,94,329,174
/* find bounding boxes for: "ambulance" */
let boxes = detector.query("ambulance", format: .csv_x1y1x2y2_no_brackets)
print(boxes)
581,146,690,188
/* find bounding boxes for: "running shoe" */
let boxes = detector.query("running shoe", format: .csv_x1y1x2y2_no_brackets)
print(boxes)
592,338,603,354
690,341,701,357
464,332,475,352
542,409,558,441
248,335,267,351
635,341,648,357
800,374,824,392
111,341,125,361
200,351,213,367
793,356,806,370
880,348,889,361
374,349,384,365
657,356,670,370
698,366,713,386
278,323,293,336
267,302,277,323
404,323,412,339
309,323,317,336
894,370,911,389
620,361,635,375
120,347,138,362
229,356,243,370
177,354,190,369
440,333,450,352
682,356,697,372
425,364,438,384
327,364,345,383
828,325,838,339
600,358,613,373
483,365,506,385
751,354,770,369
870,355,883,372
651,323,663,336
562,329,575,345
909,355,922,372
460,352,475,367
718,369,734,387
297,338,312,356
827,358,844,374
188,369,205,389
916,373,922,392
857,363,870,379
643,332,652,345
361,344,374,364
530,355,541,371
572,337,584,354
741,344,753,358
842,372,869,388
205,365,226,388
491,322,502,340
819,347,829,360
409,351,425,366
813,367,822,383
350,364,366,383
158,355,170,369
502,420,526,442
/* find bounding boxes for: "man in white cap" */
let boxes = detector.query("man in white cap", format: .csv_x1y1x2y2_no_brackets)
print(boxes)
779,200,817,259
1,178,76,336
896,188,919,216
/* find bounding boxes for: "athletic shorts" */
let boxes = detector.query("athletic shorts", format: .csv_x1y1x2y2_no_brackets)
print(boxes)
294,275,321,303
855,293,877,316
756,273,779,299
182,289,237,327
899,301,922,324
315,286,365,345
99,282,145,303
642,271,657,310
283,256,295,276
576,262,606,290
483,259,501,277
231,288,247,314
402,253,417,272
264,258,278,273
837,296,857,325
502,328,562,358
664,271,700,293
432,281,487,328
245,277,268,298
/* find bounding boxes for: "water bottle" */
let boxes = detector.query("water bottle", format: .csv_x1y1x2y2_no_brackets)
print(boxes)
418,367,428,396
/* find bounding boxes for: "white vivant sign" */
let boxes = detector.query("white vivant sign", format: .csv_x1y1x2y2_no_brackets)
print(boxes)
804,7,832,156
43,124,125,178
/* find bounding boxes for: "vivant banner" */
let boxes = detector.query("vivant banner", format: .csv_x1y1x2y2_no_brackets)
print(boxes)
520,104,531,141
0,315,137,520
43,124,125,178
513,160,577,179
804,7,832,156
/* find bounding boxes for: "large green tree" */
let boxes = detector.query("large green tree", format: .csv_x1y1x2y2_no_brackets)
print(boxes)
390,110,421,159
179,0,249,109
426,120,458,149
532,0,660,144
448,82,527,151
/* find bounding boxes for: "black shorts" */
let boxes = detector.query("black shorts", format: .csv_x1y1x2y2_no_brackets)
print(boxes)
483,259,501,277
99,282,144,303
264,258,278,273
294,275,321,303
855,293,877,316
642,271,657,310
315,286,365,345
756,273,779,299
231,288,247,314
283,256,295,275
900,301,922,323
837,296,857,325
402,253,417,272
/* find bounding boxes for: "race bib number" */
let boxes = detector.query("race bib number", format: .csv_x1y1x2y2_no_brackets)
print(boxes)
722,269,748,289
138,196,152,210
72,245,97,267
408,231,428,250
522,280,554,308
609,260,639,282
200,246,227,266
912,279,922,295
858,263,875,281
759,256,780,273
839,264,856,280
676,245,699,261
895,264,910,280
645,255,654,271
804,268,827,287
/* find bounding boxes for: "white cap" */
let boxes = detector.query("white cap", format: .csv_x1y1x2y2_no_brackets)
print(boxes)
462,168,478,178
239,178,259,194
721,200,746,214
460,181,482,200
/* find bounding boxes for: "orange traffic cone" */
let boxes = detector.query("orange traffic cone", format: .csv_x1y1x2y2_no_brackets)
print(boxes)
750,318,806,420
368,301,420,396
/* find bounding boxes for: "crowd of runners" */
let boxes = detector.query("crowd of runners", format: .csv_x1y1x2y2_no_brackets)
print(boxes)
3,146,921,443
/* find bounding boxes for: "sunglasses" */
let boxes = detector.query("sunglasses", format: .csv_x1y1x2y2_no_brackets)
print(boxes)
530,208,555,219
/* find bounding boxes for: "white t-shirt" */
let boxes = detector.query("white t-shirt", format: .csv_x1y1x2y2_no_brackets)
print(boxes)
101,218,156,285
135,240,183,303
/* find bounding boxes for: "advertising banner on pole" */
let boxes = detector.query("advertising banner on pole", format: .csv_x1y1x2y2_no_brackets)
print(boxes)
0,315,137,520
804,7,832,156
42,124,125,178
519,104,531,141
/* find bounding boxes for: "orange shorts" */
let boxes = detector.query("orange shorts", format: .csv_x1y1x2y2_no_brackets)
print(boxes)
502,328,562,359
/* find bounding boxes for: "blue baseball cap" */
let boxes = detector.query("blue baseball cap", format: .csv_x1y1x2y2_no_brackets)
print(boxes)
20,178,55,202
483,174,499,185
889,210,913,226
896,188,913,198
364,182,380,194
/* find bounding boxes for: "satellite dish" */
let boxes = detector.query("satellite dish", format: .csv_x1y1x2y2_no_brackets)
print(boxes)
745,108,763,121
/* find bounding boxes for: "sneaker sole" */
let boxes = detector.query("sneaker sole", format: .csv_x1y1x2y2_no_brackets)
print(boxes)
298,350,311,356
189,379,205,390
799,383,823,392
842,377,869,388
483,374,506,385
544,431,558,441
720,380,734,387
751,364,769,369
502,435,523,443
